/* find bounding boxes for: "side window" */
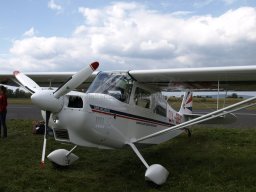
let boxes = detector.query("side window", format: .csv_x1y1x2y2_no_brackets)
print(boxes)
134,88,151,109
152,93,167,117
68,96,83,108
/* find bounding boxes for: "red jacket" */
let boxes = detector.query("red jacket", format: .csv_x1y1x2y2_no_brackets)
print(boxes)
0,94,7,112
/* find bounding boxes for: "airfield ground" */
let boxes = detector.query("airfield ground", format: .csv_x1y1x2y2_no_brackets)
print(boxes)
7,98,256,128
0,98,256,191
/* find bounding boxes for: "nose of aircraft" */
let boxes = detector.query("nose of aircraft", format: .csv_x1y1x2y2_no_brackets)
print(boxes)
31,90,64,113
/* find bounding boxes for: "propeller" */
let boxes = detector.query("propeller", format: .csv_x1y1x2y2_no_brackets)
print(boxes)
31,61,99,112
13,71,41,93
13,61,99,167
53,61,99,98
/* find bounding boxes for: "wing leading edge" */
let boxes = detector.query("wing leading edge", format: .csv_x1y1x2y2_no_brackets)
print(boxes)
2,65,256,91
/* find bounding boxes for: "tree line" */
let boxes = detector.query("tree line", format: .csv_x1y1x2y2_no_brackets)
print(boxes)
6,88,31,98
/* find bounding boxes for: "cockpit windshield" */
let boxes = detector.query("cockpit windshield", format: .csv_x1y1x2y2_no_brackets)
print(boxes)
86,72,134,103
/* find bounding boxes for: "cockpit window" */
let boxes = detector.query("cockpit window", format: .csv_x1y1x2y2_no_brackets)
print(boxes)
86,72,133,103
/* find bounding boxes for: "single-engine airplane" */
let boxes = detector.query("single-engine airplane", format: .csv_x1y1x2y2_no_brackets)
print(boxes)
1,62,256,185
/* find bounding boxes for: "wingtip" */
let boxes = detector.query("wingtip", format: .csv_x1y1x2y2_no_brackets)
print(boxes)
13,71,20,76
90,62,99,71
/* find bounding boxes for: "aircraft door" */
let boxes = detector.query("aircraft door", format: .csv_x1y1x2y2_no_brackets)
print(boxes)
60,95,85,128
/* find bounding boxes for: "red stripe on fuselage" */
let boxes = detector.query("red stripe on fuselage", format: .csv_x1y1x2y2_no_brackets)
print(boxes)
92,109,172,127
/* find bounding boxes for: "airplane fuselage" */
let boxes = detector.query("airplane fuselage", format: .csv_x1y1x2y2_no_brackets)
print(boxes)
48,71,185,149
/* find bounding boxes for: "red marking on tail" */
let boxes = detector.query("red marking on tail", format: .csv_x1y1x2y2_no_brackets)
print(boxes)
186,95,192,104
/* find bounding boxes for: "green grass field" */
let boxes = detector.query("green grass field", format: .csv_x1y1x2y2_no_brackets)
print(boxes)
1,120,256,192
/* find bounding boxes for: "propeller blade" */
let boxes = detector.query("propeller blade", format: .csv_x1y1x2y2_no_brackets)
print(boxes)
40,110,51,168
13,71,41,93
53,61,99,98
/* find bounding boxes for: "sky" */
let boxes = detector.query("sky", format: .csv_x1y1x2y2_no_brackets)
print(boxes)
0,0,256,72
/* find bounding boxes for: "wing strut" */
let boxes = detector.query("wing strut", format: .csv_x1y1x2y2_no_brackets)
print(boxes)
135,96,256,143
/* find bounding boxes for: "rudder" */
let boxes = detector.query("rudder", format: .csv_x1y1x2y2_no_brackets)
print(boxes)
179,91,193,115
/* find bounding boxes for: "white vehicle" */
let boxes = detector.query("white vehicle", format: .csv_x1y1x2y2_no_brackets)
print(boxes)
1,62,256,185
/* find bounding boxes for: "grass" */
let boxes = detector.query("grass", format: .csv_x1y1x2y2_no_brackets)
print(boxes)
1,120,256,191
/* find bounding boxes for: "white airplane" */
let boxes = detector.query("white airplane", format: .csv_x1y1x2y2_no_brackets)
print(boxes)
1,62,256,185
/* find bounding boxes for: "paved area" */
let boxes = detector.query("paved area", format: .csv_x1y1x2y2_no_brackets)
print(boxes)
194,109,256,128
6,104,256,128
7,104,42,120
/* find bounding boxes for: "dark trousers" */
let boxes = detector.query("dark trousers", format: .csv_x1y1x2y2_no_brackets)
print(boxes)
0,111,7,138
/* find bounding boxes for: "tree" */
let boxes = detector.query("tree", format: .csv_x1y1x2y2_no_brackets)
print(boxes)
6,88,30,98
228,93,238,98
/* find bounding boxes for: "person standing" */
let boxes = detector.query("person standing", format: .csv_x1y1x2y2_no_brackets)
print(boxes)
0,86,8,138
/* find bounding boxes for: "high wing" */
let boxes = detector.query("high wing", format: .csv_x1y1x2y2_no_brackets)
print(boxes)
129,65,256,91
0,71,99,90
2,65,256,91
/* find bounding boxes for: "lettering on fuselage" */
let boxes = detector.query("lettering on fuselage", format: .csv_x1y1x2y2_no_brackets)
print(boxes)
175,113,182,124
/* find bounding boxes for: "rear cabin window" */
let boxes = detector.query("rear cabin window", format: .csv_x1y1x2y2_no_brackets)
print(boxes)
134,88,151,109
152,93,167,117
68,96,83,108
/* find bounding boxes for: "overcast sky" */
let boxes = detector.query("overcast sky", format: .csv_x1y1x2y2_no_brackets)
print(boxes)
0,0,256,72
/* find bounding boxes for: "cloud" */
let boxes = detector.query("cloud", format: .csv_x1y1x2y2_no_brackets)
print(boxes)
48,0,62,11
78,7,103,25
2,3,256,72
23,27,36,37
9,36,91,71
75,5,256,67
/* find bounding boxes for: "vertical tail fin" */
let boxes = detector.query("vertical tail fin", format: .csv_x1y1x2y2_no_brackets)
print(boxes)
179,91,193,114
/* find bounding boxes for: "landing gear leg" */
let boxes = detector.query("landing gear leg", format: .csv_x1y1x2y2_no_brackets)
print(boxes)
184,128,192,137
128,143,169,185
